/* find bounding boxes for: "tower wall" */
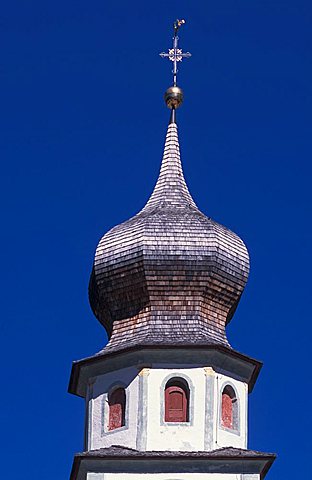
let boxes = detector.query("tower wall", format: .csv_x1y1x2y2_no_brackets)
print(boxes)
86,366,139,451
86,365,248,453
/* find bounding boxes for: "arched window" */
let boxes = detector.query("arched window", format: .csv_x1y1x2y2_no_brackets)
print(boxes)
108,387,126,431
165,378,189,423
221,385,238,430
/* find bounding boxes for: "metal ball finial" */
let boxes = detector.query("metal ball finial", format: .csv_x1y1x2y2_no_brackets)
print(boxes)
164,86,184,109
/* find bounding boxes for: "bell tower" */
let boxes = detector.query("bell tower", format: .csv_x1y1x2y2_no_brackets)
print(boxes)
69,20,276,480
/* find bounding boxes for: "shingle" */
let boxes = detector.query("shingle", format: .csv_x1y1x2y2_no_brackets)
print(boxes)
89,122,250,353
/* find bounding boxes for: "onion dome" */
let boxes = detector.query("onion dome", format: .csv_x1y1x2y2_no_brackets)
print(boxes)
89,116,250,353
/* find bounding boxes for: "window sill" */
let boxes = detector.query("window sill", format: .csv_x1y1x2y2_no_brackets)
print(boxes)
219,424,240,436
162,421,191,426
102,424,129,436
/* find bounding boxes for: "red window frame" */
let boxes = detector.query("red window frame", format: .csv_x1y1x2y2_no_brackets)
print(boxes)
221,391,233,429
165,381,189,422
108,387,126,431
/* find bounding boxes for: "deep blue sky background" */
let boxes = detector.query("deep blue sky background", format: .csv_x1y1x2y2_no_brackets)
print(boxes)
0,1,311,478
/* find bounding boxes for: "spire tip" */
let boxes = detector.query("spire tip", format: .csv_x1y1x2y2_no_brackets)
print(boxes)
159,19,191,89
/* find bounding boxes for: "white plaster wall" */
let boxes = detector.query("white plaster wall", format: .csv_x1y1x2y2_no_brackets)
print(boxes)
86,364,248,453
214,372,248,449
146,367,206,451
88,366,139,450
87,473,259,480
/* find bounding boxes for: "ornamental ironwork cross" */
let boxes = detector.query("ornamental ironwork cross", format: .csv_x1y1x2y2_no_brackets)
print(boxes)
159,19,191,86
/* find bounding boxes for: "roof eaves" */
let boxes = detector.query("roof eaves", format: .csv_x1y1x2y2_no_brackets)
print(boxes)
68,344,262,397
70,447,276,480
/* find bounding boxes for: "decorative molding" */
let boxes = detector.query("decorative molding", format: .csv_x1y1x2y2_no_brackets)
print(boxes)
244,381,248,449
138,367,150,377
87,474,103,480
204,366,215,376
136,370,148,450
204,368,215,449
87,381,94,450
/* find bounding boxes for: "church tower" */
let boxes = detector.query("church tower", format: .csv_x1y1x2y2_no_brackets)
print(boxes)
69,21,276,480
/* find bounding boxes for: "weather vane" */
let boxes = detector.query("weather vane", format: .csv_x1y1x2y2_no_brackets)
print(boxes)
160,19,191,87
160,19,191,112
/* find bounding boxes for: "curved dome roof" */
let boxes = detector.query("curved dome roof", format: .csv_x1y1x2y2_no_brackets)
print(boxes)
89,120,249,353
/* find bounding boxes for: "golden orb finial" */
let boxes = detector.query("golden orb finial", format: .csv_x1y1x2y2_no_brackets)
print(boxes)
164,86,184,109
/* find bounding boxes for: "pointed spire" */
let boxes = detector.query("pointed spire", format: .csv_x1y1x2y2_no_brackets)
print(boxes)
140,20,195,213
141,118,197,212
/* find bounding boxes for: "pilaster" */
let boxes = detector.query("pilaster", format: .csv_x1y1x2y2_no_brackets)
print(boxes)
136,367,150,451
204,366,215,450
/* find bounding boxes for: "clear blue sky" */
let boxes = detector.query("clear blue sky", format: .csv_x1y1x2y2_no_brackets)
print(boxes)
0,1,311,478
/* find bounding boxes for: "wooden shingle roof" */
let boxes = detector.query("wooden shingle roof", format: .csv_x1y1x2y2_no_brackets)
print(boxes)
89,121,250,352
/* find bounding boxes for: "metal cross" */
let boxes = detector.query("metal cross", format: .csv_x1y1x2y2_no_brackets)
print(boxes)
159,19,191,87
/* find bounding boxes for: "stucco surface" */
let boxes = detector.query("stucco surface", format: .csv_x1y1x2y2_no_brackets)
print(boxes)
89,366,139,451
86,366,247,452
